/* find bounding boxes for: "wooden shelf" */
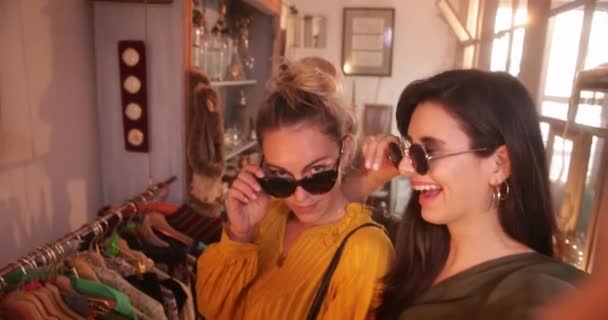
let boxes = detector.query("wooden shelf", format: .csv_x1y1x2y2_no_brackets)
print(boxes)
211,80,258,88
226,140,258,160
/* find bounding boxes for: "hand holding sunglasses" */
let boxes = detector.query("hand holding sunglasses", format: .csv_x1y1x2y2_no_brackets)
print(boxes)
225,165,271,243
360,134,404,172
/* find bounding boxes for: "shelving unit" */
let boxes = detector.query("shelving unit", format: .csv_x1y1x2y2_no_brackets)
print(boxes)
226,140,258,160
184,0,280,208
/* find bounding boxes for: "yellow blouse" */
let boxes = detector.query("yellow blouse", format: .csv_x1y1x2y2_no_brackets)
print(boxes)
196,200,394,320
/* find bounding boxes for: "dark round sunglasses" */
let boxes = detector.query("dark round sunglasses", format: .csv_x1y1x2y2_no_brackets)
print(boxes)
387,139,487,175
256,143,344,198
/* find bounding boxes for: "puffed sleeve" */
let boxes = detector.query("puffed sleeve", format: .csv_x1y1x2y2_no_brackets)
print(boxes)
195,230,259,320
320,226,395,320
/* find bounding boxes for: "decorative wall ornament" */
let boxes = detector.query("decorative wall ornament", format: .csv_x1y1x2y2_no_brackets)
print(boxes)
118,40,149,152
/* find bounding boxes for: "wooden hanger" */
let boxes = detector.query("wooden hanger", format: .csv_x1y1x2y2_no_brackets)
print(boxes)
30,287,70,319
47,274,75,293
68,257,100,282
2,291,50,319
0,298,45,320
80,251,107,269
143,211,194,247
45,284,86,320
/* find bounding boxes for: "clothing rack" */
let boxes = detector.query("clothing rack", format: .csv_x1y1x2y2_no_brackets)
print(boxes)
0,176,177,291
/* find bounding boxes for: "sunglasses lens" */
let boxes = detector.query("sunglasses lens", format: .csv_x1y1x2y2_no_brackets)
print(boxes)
387,142,404,168
300,170,338,195
409,144,429,175
257,178,296,198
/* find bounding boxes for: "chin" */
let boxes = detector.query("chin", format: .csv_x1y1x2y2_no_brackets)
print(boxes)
420,208,450,225
288,199,329,224
287,201,317,220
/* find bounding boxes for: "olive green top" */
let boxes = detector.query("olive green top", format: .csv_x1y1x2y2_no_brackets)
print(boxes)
398,252,586,320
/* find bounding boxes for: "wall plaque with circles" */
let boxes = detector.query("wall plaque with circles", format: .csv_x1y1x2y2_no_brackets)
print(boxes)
118,40,149,152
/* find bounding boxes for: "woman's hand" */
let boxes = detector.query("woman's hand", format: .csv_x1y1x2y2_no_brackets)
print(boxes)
342,135,403,203
225,165,270,242
361,134,402,171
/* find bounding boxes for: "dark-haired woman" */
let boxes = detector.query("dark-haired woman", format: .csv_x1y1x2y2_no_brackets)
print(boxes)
370,69,586,320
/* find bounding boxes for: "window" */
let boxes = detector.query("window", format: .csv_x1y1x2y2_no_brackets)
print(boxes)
490,1,527,75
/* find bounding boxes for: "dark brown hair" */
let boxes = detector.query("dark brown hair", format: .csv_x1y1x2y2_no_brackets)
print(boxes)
377,69,557,318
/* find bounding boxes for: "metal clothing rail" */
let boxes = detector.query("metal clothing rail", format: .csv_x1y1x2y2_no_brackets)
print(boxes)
0,176,177,290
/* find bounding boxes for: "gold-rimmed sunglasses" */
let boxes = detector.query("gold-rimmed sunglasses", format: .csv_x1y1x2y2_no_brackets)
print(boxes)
387,138,488,175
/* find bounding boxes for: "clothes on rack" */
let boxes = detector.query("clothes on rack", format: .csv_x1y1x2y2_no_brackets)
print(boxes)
0,177,205,320
1,227,202,316
164,204,223,245
0,236,199,320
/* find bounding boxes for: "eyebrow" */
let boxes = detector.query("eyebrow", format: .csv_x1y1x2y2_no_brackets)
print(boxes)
265,155,333,175
420,136,446,147
407,135,446,147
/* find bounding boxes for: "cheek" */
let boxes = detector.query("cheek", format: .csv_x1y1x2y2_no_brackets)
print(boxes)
431,158,489,206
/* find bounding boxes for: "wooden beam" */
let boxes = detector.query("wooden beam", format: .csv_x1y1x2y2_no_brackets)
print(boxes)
519,0,551,100
558,132,592,232
539,115,608,138
586,136,608,272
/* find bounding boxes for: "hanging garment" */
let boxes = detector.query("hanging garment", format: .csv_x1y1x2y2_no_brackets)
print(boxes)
166,204,223,245
187,68,225,217
70,277,138,320
159,286,179,320
90,266,167,320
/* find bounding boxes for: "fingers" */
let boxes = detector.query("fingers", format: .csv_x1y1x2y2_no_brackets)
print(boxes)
362,135,400,171
239,166,264,193
228,165,265,203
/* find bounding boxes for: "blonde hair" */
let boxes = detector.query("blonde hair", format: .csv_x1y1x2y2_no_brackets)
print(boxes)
255,57,356,149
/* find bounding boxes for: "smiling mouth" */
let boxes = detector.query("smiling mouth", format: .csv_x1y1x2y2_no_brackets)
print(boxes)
412,184,442,204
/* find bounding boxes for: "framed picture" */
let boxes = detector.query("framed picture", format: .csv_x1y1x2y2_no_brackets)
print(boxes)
341,7,395,77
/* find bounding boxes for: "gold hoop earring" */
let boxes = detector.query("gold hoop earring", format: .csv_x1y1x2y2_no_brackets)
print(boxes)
492,181,510,203
492,184,501,203
499,181,510,201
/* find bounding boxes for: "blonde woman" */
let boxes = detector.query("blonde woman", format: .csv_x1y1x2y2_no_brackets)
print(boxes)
196,58,394,319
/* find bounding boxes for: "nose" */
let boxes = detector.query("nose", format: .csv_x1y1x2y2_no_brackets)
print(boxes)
398,156,414,177
292,185,310,202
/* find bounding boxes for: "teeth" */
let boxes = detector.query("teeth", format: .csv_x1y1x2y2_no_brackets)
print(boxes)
412,185,440,192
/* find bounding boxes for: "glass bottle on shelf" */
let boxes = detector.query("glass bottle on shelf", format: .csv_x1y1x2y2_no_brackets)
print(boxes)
203,1,230,81
227,42,245,81
236,16,254,77
205,28,229,81
234,89,250,139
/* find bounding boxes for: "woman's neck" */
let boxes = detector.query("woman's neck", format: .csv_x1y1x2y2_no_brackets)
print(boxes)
435,208,532,284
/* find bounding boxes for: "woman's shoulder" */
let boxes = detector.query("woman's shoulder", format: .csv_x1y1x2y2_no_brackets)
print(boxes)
490,253,586,290
480,253,587,319
340,203,394,257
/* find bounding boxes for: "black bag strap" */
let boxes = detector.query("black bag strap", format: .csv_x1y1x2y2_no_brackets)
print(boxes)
306,222,382,320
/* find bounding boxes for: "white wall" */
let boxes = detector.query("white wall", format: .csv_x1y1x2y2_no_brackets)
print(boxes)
0,0,102,266
285,0,460,129
93,0,186,204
